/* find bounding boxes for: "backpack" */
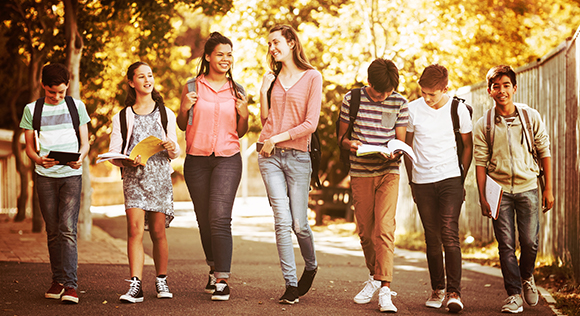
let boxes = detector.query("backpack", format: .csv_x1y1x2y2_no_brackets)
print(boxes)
33,96,81,151
335,88,361,172
119,102,168,155
484,104,545,191
266,76,322,189
450,96,473,183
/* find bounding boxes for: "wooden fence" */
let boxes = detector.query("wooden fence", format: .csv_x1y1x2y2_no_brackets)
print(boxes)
395,28,580,280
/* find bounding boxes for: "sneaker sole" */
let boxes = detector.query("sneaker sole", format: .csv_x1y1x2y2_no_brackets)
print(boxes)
524,297,539,306
279,298,299,304
204,289,215,294
379,306,398,312
61,296,79,304
447,302,463,313
501,306,523,313
211,294,230,301
120,295,144,303
425,302,443,308
157,293,173,299
45,292,64,299
354,297,372,304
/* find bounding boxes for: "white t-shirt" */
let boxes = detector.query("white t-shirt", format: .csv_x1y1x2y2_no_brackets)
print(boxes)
407,96,472,184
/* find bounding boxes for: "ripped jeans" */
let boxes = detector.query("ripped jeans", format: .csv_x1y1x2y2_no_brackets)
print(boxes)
258,148,317,287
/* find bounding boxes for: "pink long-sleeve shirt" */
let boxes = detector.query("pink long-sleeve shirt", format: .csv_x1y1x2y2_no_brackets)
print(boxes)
258,69,322,152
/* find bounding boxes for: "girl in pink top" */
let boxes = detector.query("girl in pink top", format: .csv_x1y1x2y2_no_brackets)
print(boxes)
177,32,248,301
258,25,322,304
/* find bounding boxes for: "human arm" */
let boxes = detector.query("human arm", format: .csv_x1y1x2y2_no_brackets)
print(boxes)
164,108,181,159
404,131,414,184
259,72,276,126
177,84,197,131
460,132,473,176
24,129,58,168
67,124,90,169
541,156,554,212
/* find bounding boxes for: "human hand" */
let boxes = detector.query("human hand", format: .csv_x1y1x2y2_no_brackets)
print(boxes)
38,155,58,168
261,72,276,93
181,91,198,111
542,188,554,213
160,140,176,152
480,197,492,218
67,158,83,169
259,139,276,157
348,140,362,153
235,93,249,119
380,151,403,162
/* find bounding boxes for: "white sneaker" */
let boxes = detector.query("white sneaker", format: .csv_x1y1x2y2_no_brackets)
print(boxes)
353,275,381,304
425,289,445,308
378,286,397,312
446,292,464,313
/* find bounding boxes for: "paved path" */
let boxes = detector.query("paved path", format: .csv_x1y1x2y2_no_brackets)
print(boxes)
0,197,559,315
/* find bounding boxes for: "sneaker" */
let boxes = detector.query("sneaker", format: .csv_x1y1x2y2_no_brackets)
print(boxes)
61,287,79,304
279,285,299,304
446,292,464,313
425,289,445,308
354,275,381,304
501,294,523,313
378,286,397,312
205,273,217,294
211,280,230,301
297,266,318,296
45,281,64,299
155,276,173,299
522,276,539,306
120,277,144,303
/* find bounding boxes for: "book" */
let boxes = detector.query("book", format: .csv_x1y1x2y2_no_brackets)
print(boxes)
97,135,165,166
356,139,417,162
485,175,503,220
47,151,81,165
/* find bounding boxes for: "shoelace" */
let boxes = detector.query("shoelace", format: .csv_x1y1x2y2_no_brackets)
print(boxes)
209,274,217,286
156,278,169,293
125,278,141,296
522,279,537,292
431,291,444,300
359,279,378,295
379,289,398,298
504,295,519,304
215,282,227,292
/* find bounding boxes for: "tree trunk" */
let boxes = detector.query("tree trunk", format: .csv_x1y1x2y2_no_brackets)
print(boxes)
64,0,92,240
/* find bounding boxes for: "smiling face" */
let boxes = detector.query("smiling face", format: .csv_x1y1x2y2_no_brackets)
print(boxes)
205,43,233,75
487,75,517,108
420,85,448,109
41,83,68,105
268,31,294,64
128,64,154,95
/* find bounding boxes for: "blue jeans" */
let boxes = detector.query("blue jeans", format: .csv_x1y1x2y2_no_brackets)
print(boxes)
493,189,539,296
184,153,242,279
258,148,317,287
36,174,82,289
412,177,463,294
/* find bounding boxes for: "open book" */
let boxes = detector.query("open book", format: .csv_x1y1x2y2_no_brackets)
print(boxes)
356,139,417,162
486,175,503,220
97,135,165,166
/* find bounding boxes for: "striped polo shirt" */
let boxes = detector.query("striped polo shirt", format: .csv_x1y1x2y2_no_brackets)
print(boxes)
20,98,90,178
339,87,409,177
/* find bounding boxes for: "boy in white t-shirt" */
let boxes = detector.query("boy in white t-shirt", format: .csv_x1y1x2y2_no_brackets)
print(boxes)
404,64,473,313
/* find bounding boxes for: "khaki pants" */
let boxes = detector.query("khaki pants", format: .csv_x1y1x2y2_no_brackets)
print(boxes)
351,173,399,282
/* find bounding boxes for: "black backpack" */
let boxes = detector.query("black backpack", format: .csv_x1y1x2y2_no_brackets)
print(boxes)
266,77,322,189
450,96,473,183
119,102,168,155
336,88,361,172
33,96,81,151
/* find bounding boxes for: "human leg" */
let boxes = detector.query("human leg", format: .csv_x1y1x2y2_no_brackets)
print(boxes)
372,173,399,283
148,211,169,276
184,155,215,269
126,208,146,279
515,189,540,306
493,193,521,296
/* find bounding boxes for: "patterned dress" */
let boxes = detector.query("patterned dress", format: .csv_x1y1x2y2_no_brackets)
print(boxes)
123,107,174,230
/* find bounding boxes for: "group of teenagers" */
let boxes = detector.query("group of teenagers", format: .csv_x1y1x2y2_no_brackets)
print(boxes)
21,23,554,314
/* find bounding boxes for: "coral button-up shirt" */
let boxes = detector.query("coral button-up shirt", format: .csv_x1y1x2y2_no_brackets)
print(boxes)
185,75,241,157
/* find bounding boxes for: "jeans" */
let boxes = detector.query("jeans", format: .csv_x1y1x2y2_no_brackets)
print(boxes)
351,173,399,282
412,177,463,294
36,174,82,289
258,148,317,287
493,188,539,296
184,153,242,279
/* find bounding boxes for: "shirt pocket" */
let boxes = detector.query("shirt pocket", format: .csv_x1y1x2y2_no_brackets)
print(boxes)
381,112,397,129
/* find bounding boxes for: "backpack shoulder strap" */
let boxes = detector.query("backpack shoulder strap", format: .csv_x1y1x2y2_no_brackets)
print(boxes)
120,107,128,155
451,97,460,133
32,97,45,132
186,77,197,126
339,88,361,147
157,102,168,136
485,108,494,161
64,96,81,151
516,105,534,154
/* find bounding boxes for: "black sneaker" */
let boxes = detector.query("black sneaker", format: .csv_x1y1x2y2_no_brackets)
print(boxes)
120,277,143,303
155,276,173,299
205,273,217,294
211,280,230,301
297,266,317,296
279,285,299,304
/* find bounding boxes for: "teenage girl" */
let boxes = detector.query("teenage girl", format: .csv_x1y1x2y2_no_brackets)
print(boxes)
177,32,248,301
258,24,322,304
109,61,180,303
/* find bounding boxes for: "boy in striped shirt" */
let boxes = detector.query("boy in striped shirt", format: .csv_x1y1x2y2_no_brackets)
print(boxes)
20,63,90,304
338,59,408,313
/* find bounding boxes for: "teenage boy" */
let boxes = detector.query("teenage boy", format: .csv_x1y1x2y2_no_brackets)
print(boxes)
404,64,472,313
474,65,553,313
20,63,91,304
338,58,408,313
